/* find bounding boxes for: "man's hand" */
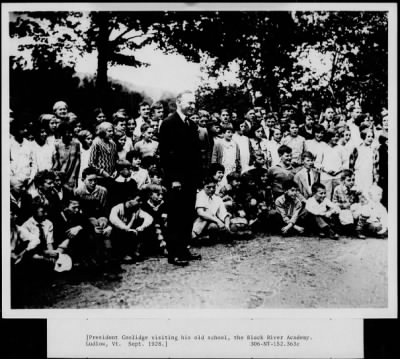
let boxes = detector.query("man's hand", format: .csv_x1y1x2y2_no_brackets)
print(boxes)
171,181,182,189
102,225,112,237
66,226,82,238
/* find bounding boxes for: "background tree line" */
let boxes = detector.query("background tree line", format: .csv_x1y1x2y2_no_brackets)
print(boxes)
9,10,388,123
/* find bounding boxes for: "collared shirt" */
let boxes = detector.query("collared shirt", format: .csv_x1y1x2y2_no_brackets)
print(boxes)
21,216,54,245
332,184,359,209
305,196,340,216
11,224,41,254
275,194,303,224
195,189,228,221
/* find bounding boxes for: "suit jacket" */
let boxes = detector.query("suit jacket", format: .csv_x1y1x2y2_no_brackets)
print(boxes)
294,167,320,199
159,112,202,185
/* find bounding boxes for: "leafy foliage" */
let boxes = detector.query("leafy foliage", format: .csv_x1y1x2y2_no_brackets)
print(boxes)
9,10,388,116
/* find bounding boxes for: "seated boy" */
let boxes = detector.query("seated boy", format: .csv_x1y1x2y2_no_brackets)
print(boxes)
272,180,305,235
11,202,40,265
74,166,113,256
294,151,320,199
19,198,61,269
58,197,99,268
217,172,252,235
192,177,232,242
109,190,153,262
351,185,388,239
268,145,297,200
332,169,363,235
364,185,388,237
305,182,341,239
109,159,138,207
141,184,168,255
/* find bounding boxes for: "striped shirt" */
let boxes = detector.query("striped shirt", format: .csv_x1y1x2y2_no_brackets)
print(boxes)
88,137,118,176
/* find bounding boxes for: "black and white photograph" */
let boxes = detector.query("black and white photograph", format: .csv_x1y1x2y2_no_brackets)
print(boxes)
2,2,396,319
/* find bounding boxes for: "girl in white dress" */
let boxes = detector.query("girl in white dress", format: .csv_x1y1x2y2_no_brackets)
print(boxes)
350,129,379,194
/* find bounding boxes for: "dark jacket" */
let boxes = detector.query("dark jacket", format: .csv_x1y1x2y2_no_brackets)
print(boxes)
159,112,202,186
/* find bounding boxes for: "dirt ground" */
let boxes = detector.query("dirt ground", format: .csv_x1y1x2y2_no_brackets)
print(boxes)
12,235,388,309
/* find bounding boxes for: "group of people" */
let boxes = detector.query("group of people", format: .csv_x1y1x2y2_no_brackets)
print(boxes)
9,92,389,276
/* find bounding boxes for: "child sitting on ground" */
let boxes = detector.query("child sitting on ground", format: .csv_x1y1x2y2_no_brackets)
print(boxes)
192,177,232,242
58,197,98,268
110,159,138,207
273,180,305,236
351,185,388,239
332,169,363,236
219,172,247,216
141,184,168,255
305,182,341,239
19,198,61,268
364,184,388,237
109,190,153,262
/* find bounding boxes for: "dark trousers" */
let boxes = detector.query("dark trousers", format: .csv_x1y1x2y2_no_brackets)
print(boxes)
303,212,340,234
166,182,197,258
268,210,307,234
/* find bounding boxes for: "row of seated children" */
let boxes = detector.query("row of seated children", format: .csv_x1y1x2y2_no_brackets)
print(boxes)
11,155,387,275
10,163,168,273
193,156,388,241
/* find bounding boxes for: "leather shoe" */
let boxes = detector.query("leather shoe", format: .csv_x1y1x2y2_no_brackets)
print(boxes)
168,257,189,266
183,252,202,261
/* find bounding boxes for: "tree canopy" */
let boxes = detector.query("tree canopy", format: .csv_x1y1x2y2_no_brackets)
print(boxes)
9,10,388,115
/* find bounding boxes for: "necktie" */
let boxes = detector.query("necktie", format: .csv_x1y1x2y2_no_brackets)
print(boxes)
307,169,312,186
37,222,46,251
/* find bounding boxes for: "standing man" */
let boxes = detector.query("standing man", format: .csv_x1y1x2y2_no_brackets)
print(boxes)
159,91,202,266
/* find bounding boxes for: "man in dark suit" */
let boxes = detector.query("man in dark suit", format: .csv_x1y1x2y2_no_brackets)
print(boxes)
159,91,202,266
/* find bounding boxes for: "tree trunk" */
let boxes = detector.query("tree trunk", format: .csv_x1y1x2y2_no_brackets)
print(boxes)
95,13,110,108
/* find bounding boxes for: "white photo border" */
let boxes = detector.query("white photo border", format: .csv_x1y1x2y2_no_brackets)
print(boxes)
2,2,397,319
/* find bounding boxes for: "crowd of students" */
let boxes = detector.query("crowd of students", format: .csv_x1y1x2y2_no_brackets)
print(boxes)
9,98,389,276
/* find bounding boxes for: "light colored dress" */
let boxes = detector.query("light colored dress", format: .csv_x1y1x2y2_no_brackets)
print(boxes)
353,144,378,193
